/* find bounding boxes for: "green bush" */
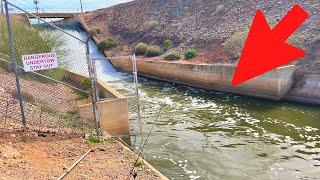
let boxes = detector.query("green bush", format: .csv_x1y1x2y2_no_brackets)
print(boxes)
148,20,159,29
87,135,102,144
135,43,148,55
164,51,181,61
98,37,118,51
88,27,101,37
163,39,173,50
184,49,198,59
215,5,225,14
82,78,92,90
146,46,163,57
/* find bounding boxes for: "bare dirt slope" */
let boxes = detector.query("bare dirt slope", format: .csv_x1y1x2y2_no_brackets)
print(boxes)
0,127,160,180
82,0,319,74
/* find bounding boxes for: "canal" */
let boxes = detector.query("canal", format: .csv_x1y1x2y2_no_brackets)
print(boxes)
48,24,320,179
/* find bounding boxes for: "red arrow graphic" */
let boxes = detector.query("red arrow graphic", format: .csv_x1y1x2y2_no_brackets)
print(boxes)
231,5,308,86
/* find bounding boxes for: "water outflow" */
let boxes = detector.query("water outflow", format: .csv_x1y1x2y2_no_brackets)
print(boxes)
49,24,320,180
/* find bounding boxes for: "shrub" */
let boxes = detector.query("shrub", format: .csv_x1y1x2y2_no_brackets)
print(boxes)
164,51,181,61
88,27,101,37
135,43,148,55
163,39,173,50
148,20,159,29
215,5,225,14
87,135,102,144
98,37,118,50
146,46,163,57
82,77,92,90
184,49,198,59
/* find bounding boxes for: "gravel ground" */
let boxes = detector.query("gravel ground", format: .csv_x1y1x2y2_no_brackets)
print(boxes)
0,124,161,180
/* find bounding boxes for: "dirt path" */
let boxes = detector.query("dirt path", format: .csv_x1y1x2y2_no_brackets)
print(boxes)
0,128,161,180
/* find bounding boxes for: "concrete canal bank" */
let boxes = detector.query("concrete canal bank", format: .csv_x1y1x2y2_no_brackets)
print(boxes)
74,14,320,105
108,57,320,104
48,14,320,179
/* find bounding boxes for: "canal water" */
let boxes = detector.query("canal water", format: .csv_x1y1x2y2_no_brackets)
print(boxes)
46,24,320,179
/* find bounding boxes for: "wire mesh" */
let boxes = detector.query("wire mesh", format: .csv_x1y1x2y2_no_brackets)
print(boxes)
93,55,143,149
0,2,97,135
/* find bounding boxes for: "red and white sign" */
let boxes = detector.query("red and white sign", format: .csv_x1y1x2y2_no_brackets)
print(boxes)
22,52,58,72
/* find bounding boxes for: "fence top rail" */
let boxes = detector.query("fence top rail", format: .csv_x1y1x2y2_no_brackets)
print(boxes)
9,8,81,14
4,1,87,44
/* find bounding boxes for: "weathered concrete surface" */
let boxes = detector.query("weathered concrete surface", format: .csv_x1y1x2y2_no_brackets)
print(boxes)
99,98,130,136
285,74,320,105
109,57,296,100
66,70,130,136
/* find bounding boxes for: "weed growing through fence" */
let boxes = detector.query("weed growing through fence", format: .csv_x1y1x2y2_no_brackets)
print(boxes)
134,161,142,168
108,137,116,144
87,135,102,144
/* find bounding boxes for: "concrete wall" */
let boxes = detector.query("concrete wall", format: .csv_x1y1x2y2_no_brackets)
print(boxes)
109,57,296,100
66,70,130,136
285,74,320,104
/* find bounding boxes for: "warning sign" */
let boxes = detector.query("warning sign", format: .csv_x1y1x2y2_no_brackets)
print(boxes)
22,52,58,72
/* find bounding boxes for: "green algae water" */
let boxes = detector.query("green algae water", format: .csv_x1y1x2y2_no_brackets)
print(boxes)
53,25,320,179
118,78,320,179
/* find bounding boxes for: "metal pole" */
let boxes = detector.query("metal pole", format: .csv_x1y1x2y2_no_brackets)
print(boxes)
79,0,83,13
0,0,4,14
3,0,27,128
132,54,143,148
86,39,102,136
33,0,39,24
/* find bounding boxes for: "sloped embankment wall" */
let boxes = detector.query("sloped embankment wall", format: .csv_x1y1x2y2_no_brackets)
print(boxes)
109,57,295,100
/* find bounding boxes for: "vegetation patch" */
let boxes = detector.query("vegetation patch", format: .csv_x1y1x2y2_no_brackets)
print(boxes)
108,137,116,144
88,27,101,37
184,49,198,59
87,135,102,144
163,39,173,50
148,20,159,29
134,161,143,168
146,45,163,57
164,51,181,61
135,43,148,55
215,5,226,14
98,37,118,51
0,19,66,82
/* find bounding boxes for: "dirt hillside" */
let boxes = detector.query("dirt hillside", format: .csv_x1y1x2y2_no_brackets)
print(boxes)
82,0,319,74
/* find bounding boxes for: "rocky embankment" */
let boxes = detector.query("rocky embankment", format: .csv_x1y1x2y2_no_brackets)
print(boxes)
82,0,319,71
80,0,319,104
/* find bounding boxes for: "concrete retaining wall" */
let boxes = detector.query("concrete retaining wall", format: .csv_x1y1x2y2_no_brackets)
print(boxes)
285,74,320,104
109,57,296,100
66,70,130,136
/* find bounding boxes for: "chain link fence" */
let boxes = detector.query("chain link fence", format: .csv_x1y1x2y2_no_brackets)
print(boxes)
0,1,100,135
93,53,143,148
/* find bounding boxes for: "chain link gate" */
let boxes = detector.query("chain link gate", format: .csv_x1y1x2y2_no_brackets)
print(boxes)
0,0,101,135
92,54,143,150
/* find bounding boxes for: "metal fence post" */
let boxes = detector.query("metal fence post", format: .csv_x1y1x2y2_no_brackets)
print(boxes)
0,0,4,14
85,39,102,136
3,0,27,128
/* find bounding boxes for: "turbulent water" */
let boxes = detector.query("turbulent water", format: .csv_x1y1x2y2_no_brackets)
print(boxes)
49,25,320,179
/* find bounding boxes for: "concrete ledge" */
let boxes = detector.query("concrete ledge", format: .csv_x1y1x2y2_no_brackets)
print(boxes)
109,57,296,100
285,74,320,105
66,70,130,136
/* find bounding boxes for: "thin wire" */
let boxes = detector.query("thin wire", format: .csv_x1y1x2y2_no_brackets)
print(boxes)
5,1,86,43
130,103,163,176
